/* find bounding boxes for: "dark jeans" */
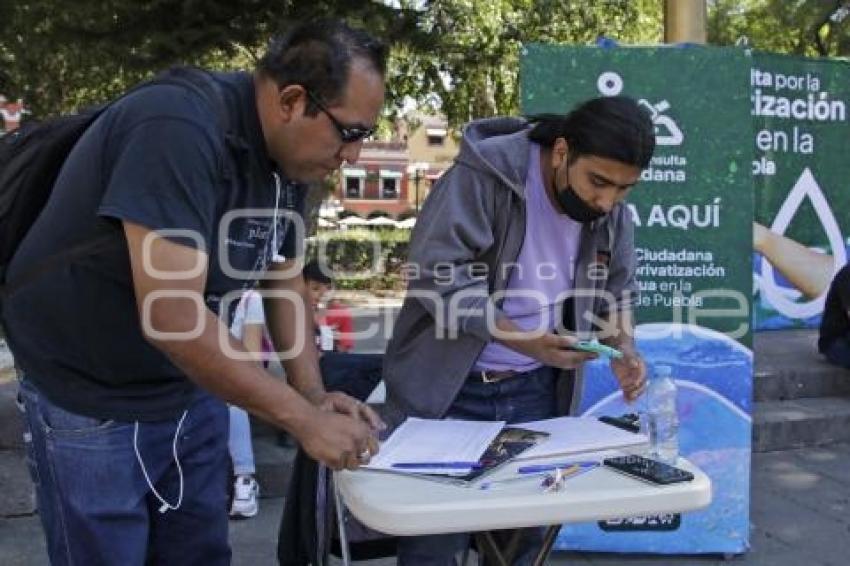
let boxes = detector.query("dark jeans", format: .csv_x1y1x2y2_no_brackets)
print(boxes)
823,334,850,370
320,352,383,402
396,365,558,566
18,378,231,566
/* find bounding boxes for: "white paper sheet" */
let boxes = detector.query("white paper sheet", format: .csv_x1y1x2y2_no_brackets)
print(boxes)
366,417,505,475
514,416,648,460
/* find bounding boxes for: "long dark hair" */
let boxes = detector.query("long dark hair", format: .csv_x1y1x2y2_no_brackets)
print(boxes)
527,96,655,168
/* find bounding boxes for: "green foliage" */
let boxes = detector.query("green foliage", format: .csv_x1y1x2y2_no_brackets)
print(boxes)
13,1,845,140
8,0,850,127
0,0,268,115
707,0,850,57
1,0,664,123
389,0,663,126
307,228,410,291
0,0,423,116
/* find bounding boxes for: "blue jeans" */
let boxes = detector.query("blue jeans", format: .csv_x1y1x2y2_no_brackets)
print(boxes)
18,378,231,566
228,406,255,476
396,365,558,566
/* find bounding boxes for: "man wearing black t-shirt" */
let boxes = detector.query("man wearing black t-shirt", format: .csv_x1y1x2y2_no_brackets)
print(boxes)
3,21,385,564
819,263,850,370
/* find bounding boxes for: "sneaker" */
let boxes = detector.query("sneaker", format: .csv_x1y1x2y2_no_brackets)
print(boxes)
230,475,259,519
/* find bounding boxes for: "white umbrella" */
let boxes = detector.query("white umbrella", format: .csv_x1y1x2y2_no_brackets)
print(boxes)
338,216,369,226
367,216,398,227
396,217,416,229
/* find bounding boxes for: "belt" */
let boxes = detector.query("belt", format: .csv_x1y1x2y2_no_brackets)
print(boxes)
472,369,519,384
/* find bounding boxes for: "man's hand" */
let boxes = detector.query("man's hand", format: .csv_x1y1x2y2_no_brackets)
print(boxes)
316,390,386,432
610,347,646,403
294,406,380,471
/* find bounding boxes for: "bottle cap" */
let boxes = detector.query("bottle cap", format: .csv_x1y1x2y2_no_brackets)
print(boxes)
654,364,672,377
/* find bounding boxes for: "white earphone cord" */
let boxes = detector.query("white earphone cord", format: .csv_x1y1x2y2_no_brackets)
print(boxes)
133,409,189,514
271,172,281,259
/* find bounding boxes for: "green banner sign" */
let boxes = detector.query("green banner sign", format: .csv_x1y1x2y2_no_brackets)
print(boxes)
521,45,753,555
523,45,753,343
752,52,850,330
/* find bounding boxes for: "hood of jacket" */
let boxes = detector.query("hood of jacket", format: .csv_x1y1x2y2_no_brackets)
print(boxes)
455,117,533,198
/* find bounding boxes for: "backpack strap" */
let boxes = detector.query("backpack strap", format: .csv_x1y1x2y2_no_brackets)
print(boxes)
0,67,230,303
146,67,229,134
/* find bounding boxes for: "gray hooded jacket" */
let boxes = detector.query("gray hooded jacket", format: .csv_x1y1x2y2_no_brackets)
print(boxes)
383,117,638,424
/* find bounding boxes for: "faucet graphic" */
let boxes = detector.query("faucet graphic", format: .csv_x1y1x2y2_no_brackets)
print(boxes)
596,71,685,146
638,99,684,146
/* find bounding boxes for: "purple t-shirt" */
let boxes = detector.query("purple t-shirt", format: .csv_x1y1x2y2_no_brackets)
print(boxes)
474,143,582,372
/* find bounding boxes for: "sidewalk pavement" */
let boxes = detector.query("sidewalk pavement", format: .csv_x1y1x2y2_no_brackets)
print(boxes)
1,441,847,565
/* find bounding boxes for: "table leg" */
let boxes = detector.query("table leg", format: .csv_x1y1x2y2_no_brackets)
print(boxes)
500,529,524,564
473,529,526,566
474,532,510,566
531,525,560,566
332,479,352,566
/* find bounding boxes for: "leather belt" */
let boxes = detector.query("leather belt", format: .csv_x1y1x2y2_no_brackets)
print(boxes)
473,369,518,384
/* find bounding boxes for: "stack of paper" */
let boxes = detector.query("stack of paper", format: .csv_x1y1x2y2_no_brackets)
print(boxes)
514,416,648,460
366,418,505,475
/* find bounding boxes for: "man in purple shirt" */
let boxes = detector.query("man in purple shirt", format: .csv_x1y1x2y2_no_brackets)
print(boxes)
384,96,656,565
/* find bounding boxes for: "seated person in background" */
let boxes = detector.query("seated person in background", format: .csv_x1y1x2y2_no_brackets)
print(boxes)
818,263,850,370
303,261,382,401
303,261,353,352
227,289,268,518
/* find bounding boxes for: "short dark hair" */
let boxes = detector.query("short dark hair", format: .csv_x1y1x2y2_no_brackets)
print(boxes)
303,260,333,285
257,20,387,116
527,96,655,168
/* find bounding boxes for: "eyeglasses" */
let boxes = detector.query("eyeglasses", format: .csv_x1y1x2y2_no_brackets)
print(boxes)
305,90,375,144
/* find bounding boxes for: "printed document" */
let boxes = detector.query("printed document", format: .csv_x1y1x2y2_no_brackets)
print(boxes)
515,416,648,460
366,417,505,475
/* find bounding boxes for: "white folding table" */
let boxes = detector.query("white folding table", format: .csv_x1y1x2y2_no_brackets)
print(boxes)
334,451,712,565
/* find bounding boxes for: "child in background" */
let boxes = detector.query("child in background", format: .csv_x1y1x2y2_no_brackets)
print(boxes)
303,261,353,352
302,261,383,401
227,289,268,518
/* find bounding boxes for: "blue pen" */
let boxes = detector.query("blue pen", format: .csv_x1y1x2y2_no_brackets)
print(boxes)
516,461,598,475
391,462,482,470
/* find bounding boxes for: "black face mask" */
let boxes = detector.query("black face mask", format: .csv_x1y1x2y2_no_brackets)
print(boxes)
555,183,606,223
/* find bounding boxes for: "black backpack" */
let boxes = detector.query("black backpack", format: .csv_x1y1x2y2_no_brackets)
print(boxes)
0,67,225,298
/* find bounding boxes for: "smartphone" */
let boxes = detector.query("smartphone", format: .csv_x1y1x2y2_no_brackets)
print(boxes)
571,340,624,359
598,414,641,433
603,455,694,485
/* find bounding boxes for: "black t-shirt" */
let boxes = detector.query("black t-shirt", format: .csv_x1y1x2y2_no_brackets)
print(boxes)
4,72,305,421
819,263,850,353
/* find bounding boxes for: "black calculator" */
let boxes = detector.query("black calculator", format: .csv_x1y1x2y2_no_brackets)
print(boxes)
603,455,694,485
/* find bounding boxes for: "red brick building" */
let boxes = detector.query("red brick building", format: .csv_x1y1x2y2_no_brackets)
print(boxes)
337,140,413,219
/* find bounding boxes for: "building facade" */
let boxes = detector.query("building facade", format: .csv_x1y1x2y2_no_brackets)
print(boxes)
404,113,460,211
337,140,412,219
334,114,460,219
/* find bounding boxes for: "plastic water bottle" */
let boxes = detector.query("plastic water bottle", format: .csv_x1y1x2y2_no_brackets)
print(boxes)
646,364,679,464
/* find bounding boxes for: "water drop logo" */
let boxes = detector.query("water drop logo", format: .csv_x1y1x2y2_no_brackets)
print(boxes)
759,168,846,319
596,71,684,146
